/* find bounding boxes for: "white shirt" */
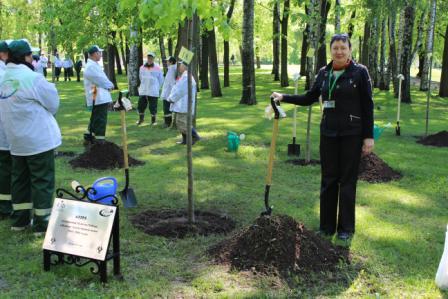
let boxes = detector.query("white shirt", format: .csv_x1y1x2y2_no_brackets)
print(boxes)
168,71,196,114
83,59,113,107
40,55,48,66
63,59,73,68
161,64,177,100
0,60,8,150
0,63,61,155
138,63,164,97
54,57,63,68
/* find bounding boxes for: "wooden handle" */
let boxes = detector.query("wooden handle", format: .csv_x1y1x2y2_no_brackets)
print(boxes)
266,119,279,185
120,110,129,169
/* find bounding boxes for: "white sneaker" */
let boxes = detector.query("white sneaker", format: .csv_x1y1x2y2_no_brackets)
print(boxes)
11,226,28,231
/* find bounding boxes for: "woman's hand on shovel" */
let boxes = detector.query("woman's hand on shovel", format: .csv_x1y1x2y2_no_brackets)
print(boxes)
271,92,283,102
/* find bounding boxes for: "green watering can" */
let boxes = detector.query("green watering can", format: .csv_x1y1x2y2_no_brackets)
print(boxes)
227,132,245,152
373,123,392,141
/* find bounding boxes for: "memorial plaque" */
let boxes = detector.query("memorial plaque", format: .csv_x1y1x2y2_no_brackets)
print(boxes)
43,198,116,261
179,46,194,64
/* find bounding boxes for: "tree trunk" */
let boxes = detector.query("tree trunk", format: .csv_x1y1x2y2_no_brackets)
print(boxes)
128,25,139,96
420,0,436,91
175,20,189,57
280,0,290,87
200,33,209,89
240,0,256,105
300,24,309,77
439,25,448,97
316,0,330,70
334,0,341,33
223,0,235,87
104,43,118,89
400,4,415,103
388,7,399,98
114,44,123,75
361,22,371,67
409,10,425,82
378,18,388,90
368,17,379,87
208,27,222,97
158,34,168,74
168,37,173,56
348,10,356,38
272,0,280,80
416,53,424,78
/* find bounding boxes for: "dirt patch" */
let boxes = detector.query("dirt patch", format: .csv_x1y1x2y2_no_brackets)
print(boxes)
131,209,235,238
358,153,402,183
417,131,448,147
69,141,144,170
209,214,349,276
285,159,321,166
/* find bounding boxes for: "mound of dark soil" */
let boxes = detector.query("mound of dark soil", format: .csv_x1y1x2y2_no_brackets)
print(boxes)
209,215,349,275
69,141,144,170
417,131,448,147
131,209,235,238
358,153,402,183
285,159,321,166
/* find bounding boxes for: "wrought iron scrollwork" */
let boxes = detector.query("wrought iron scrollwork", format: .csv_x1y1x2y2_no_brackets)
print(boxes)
56,184,118,206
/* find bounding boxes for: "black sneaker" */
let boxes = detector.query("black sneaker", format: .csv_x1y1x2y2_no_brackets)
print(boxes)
337,232,352,241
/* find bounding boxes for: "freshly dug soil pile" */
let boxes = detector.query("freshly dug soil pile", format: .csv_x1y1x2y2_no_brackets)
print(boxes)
358,153,402,183
286,159,321,166
209,215,349,275
417,131,448,147
69,141,144,170
131,209,235,238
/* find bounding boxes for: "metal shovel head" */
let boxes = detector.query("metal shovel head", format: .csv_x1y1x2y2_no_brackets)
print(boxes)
120,187,137,208
287,143,300,157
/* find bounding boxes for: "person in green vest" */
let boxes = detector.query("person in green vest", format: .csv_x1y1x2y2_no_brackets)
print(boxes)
0,39,61,235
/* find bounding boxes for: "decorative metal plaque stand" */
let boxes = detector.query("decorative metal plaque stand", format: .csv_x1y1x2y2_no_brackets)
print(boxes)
43,185,122,283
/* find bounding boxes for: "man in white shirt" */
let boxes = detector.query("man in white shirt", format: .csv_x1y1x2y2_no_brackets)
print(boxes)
63,56,73,81
0,40,12,219
83,45,114,144
54,53,63,81
40,53,48,77
136,52,164,126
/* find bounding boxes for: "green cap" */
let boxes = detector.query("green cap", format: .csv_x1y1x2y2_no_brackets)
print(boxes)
0,41,8,53
87,45,103,54
8,39,32,56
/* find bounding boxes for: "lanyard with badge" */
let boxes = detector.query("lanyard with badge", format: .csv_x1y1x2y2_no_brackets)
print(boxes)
323,68,345,109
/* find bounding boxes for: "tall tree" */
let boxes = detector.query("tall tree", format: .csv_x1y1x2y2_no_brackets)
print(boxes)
300,5,310,77
272,0,280,81
347,10,356,38
399,3,415,103
316,0,331,70
128,22,140,95
420,0,437,91
159,34,168,74
388,5,399,97
200,33,210,89
280,0,290,87
208,26,222,97
240,0,256,105
439,23,448,97
378,18,389,90
335,0,341,33
223,0,236,87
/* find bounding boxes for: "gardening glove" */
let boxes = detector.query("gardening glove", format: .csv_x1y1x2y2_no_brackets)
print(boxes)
264,104,286,120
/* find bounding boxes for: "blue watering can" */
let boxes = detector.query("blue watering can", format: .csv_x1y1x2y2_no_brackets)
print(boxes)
227,132,240,152
88,177,118,205
373,123,392,141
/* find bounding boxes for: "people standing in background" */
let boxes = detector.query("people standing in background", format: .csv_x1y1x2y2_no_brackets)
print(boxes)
0,39,61,235
74,58,82,82
160,56,177,128
32,55,44,75
54,53,62,81
136,52,164,126
63,56,73,81
83,45,114,145
40,53,48,77
0,40,12,220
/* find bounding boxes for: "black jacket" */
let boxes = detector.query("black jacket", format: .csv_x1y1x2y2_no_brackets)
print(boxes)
283,61,374,139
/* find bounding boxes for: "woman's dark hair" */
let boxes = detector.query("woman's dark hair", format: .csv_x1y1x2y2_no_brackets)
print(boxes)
330,33,351,48
6,50,34,71
168,56,176,64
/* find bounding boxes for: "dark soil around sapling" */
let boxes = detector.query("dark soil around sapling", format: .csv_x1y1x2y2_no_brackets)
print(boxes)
69,141,144,170
208,215,350,278
417,131,448,147
285,159,321,166
131,209,236,238
358,153,402,183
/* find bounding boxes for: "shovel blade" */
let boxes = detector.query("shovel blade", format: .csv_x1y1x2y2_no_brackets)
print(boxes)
120,188,137,208
287,144,300,157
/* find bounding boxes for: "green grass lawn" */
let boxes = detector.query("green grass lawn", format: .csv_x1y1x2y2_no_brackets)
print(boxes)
0,67,447,298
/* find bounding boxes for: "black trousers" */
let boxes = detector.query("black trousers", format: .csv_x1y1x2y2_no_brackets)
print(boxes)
75,70,81,82
137,96,158,116
42,67,47,77
319,134,363,235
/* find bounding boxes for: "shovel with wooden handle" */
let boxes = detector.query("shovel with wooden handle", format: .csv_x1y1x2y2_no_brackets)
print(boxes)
396,74,404,136
117,90,137,208
261,97,281,216
288,74,301,157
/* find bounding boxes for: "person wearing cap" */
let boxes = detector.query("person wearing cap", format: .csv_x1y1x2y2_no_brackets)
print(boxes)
0,39,61,234
167,60,201,145
63,56,73,81
0,40,12,219
54,53,63,81
40,53,48,77
83,45,114,144
136,52,164,126
160,56,177,128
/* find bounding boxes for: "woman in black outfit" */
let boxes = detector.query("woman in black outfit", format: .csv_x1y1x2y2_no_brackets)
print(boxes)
271,34,374,241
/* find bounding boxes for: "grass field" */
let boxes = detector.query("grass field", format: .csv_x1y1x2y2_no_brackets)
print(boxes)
0,66,447,298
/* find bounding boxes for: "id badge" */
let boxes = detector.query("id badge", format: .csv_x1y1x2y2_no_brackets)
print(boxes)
323,101,335,109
